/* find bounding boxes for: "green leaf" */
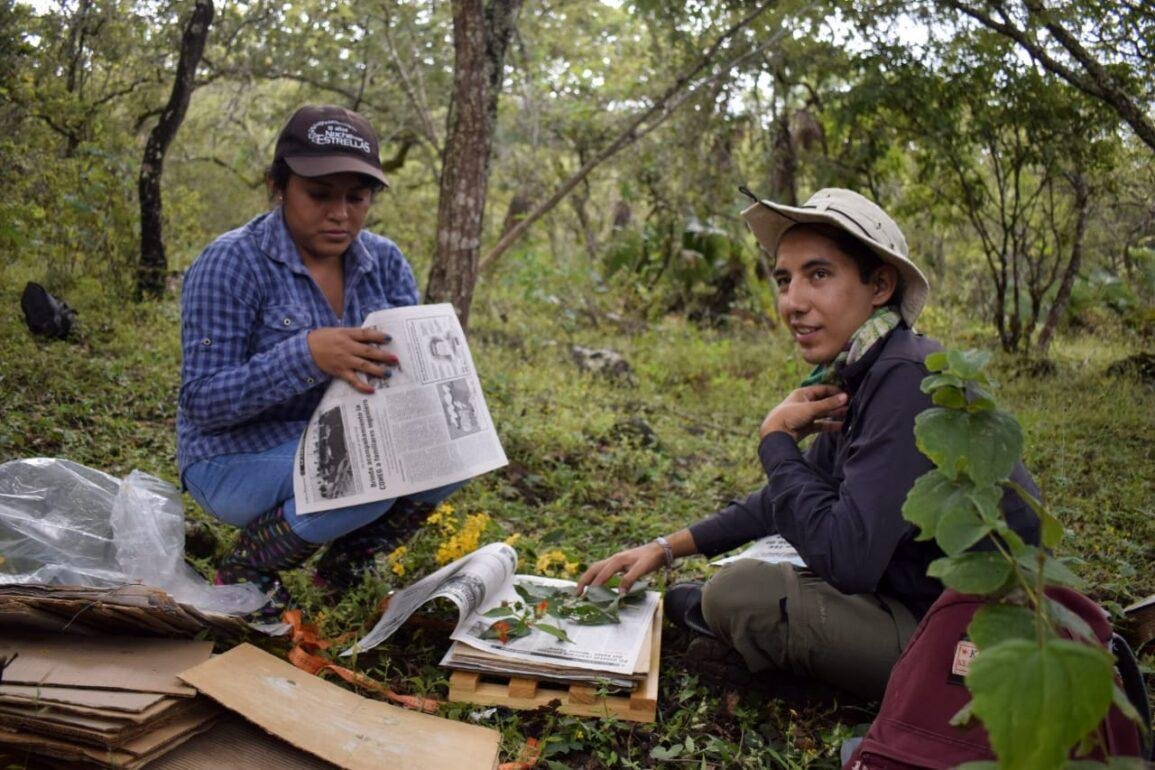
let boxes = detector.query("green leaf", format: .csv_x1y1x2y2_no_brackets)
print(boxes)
565,602,618,624
966,638,1115,770
924,351,949,372
480,619,532,642
937,485,1002,556
483,606,516,618
533,622,573,644
932,386,968,409
968,604,1036,649
582,584,619,605
903,470,1000,552
927,552,1013,595
915,408,1023,487
649,745,683,761
921,372,965,394
1015,550,1085,590
955,763,998,770
950,700,976,727
965,384,998,411
945,349,992,380
515,582,563,603
1004,478,1062,549
622,579,649,598
1042,596,1097,644
903,470,953,541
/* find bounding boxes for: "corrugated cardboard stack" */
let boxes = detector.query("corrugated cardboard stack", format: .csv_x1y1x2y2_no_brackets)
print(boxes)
0,583,503,769
0,634,221,768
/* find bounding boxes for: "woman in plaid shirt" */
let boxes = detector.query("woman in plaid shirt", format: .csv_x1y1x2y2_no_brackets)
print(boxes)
178,105,459,620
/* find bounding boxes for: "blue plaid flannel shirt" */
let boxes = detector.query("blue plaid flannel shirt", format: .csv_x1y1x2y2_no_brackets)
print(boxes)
177,208,419,477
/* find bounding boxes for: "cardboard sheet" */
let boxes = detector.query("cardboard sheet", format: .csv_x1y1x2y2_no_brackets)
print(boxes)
0,689,179,724
0,683,167,713
0,698,210,749
0,634,211,696
149,716,339,769
179,644,501,770
0,693,187,728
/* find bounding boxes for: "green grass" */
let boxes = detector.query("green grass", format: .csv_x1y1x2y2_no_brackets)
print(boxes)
1,267,1151,768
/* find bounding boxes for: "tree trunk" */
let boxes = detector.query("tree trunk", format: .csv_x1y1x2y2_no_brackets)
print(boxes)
135,0,214,300
424,0,522,328
769,108,797,205
1035,174,1090,355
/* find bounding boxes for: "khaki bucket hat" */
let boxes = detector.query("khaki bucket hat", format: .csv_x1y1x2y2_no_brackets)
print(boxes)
742,188,930,325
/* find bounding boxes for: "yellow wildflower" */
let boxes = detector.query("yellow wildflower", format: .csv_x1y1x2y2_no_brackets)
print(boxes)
387,545,408,577
504,533,522,546
536,549,574,577
435,512,492,565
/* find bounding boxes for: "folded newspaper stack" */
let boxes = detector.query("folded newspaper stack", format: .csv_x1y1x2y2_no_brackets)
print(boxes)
345,543,661,691
439,574,659,691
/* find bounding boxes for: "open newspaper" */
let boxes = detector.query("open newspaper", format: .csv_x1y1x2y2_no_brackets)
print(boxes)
344,543,660,684
710,534,806,567
293,303,507,514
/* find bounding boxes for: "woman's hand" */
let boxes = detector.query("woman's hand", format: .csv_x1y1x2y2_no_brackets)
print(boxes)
307,327,398,394
576,543,668,595
759,384,849,441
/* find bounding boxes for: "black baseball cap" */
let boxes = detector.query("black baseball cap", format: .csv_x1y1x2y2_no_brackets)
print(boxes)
274,104,389,188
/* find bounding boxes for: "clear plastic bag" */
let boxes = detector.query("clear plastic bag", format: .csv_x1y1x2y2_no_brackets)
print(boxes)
0,457,265,616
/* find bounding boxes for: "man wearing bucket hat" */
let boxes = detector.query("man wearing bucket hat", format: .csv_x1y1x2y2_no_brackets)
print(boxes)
178,105,461,621
579,188,1040,700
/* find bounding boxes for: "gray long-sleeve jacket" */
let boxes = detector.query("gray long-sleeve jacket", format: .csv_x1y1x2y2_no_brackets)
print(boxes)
688,326,1040,618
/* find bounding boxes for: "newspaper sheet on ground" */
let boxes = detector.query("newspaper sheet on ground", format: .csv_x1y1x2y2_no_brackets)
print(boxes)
344,544,660,682
293,303,507,514
710,534,806,567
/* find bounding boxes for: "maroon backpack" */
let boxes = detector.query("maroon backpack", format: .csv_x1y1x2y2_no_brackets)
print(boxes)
844,587,1151,769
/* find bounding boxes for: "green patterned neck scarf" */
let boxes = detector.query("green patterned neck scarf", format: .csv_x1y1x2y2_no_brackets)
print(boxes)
800,307,902,387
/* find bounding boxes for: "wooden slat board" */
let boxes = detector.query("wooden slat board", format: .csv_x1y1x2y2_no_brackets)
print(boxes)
447,600,662,723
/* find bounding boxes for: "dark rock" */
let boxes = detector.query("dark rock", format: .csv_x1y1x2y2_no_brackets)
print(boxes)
1106,353,1155,384
183,518,219,559
571,345,633,382
610,416,660,450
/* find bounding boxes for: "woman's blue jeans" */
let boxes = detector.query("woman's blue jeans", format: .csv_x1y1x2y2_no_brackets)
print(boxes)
184,438,463,544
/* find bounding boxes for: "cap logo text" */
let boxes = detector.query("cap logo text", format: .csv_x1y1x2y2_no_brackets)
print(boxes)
306,120,371,154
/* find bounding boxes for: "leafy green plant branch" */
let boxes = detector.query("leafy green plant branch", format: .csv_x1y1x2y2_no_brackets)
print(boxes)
902,349,1143,770
481,580,649,645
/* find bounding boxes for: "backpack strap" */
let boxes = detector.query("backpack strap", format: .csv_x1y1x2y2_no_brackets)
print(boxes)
1112,632,1153,760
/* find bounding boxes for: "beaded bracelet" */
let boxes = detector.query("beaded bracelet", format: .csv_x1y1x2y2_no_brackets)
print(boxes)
653,535,675,569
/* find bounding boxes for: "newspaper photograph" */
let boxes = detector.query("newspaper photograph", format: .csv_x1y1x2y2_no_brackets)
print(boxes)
293,303,508,515
450,575,660,677
344,542,518,655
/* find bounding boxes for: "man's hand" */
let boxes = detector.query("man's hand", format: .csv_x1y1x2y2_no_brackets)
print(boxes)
577,529,698,595
307,327,398,394
759,384,849,442
576,543,667,595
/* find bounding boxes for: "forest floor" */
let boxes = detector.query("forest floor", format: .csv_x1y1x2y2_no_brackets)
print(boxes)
2,270,1153,768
